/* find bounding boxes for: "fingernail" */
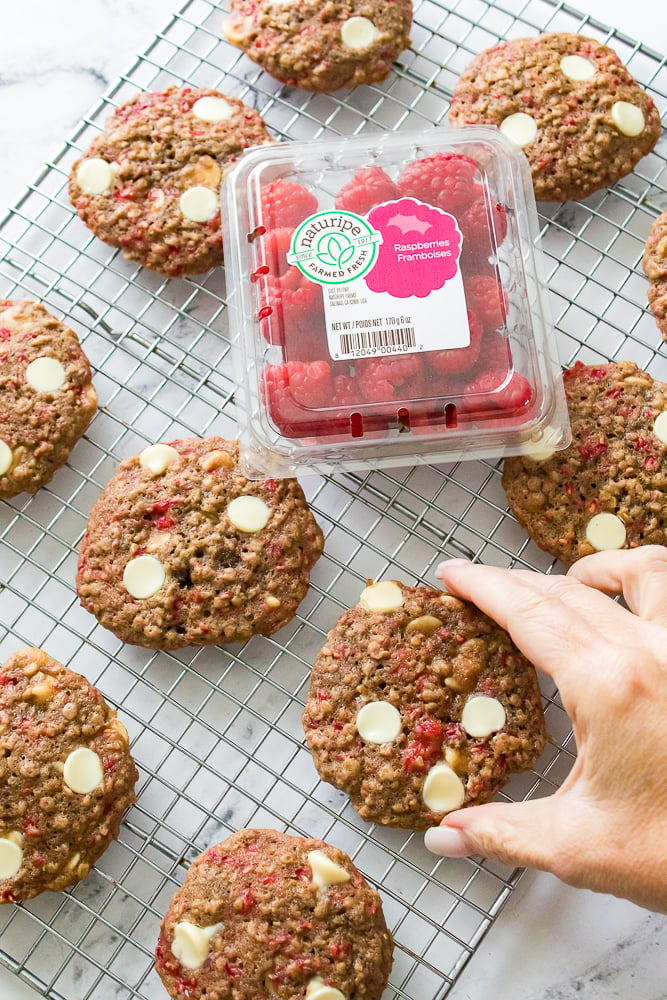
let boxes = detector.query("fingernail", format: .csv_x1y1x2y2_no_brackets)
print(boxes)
424,825,470,857
435,558,471,579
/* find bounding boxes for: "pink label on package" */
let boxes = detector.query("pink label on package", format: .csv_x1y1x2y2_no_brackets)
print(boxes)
322,197,470,361
365,197,462,298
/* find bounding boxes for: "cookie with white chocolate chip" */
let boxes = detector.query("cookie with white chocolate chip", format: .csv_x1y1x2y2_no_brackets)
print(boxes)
155,828,392,1000
68,87,272,277
502,361,667,565
0,648,137,902
448,33,661,202
303,581,545,830
0,299,97,500
643,207,667,343
76,437,324,649
222,0,412,92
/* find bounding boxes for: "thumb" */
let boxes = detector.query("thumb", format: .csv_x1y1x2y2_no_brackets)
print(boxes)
424,797,568,873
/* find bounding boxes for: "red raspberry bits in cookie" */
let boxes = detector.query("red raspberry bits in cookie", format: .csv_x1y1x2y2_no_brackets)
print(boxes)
449,33,661,201
502,361,667,565
222,0,413,92
155,829,392,1000
303,582,546,828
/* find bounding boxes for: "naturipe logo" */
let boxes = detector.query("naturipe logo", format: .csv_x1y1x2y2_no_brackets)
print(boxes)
287,210,383,286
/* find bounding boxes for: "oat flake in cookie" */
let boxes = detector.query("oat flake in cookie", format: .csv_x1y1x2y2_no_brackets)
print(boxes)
77,437,324,649
0,300,97,500
0,648,137,903
155,828,392,1000
643,207,667,343
69,87,272,277
303,581,545,830
448,33,661,202
222,0,413,92
503,362,667,566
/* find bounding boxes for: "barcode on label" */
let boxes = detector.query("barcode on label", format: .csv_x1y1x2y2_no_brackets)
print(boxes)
339,326,416,356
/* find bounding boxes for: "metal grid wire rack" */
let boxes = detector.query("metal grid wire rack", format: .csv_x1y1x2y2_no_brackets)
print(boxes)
0,0,665,997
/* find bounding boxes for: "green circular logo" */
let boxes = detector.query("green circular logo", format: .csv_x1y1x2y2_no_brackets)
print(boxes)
287,210,382,286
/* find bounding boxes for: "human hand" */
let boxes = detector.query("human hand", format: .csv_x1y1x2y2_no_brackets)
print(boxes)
425,546,667,914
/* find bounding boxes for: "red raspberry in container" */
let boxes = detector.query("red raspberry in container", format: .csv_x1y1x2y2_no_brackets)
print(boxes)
335,167,399,215
464,274,509,333
397,153,479,213
427,309,484,377
463,369,534,416
355,355,422,403
262,360,333,436
459,195,508,272
260,179,318,229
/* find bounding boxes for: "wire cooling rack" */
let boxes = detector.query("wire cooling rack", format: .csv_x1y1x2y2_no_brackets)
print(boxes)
0,0,665,997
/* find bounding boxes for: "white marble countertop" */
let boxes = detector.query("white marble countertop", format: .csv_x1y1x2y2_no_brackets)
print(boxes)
1,2,666,999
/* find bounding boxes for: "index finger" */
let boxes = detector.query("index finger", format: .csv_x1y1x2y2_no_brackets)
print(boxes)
434,560,617,702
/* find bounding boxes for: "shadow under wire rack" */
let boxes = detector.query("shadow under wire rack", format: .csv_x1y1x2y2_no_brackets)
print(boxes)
0,0,665,997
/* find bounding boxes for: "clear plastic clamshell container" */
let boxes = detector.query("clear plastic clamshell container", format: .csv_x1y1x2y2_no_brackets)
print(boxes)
223,125,570,477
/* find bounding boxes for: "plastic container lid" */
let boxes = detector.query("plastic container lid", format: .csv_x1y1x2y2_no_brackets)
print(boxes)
223,125,570,477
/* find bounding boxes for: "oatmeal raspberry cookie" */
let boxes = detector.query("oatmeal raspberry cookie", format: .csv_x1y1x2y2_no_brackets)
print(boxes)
303,581,545,830
0,299,97,500
155,828,392,1000
502,361,667,565
76,437,324,649
69,87,272,277
643,207,667,343
449,33,661,201
222,0,413,92
0,648,137,902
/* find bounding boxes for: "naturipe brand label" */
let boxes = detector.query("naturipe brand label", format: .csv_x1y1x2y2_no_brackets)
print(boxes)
290,197,470,361
287,210,382,285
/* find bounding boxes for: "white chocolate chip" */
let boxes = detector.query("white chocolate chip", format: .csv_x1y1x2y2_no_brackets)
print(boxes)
63,747,104,794
499,112,538,147
341,16,380,50
76,157,114,195
123,555,166,598
0,838,23,879
0,440,13,476
25,357,66,393
179,186,219,222
139,443,180,476
306,980,346,1000
585,512,627,551
461,696,506,738
520,424,564,461
307,850,351,891
653,411,667,444
559,55,597,81
227,495,271,533
356,701,402,744
171,921,223,970
192,96,234,122
611,101,645,137
358,581,404,613
422,763,465,813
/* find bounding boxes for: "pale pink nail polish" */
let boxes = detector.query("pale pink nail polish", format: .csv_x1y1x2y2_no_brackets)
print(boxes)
424,825,470,857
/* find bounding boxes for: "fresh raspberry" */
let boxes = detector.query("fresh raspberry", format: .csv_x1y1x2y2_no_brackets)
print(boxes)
330,373,358,407
258,228,294,276
355,354,422,403
260,179,318,230
258,269,326,359
397,154,479,214
481,330,513,372
460,195,508,253
463,369,533,415
334,167,399,215
464,274,508,333
427,309,483,377
262,360,332,436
